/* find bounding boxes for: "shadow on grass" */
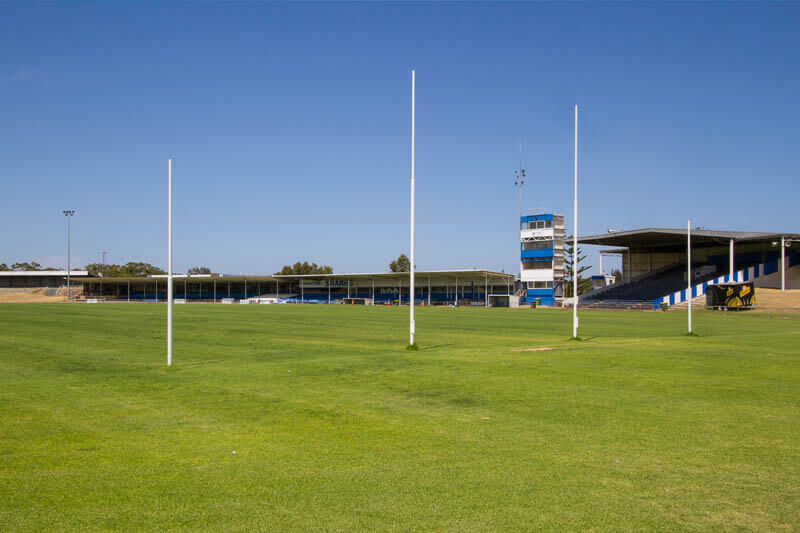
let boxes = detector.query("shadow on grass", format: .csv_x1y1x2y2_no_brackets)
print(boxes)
417,343,458,351
172,359,229,368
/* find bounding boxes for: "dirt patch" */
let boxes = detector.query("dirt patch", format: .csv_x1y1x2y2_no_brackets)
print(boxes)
513,347,555,352
750,288,800,311
0,288,66,303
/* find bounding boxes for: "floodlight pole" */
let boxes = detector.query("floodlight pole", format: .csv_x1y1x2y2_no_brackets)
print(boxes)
572,105,579,339
167,159,173,366
409,69,416,346
687,220,692,334
62,210,75,301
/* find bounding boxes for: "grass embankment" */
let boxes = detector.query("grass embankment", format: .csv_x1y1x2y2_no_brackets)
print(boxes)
0,304,798,530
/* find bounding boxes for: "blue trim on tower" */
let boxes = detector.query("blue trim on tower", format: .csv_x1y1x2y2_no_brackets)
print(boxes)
526,288,554,297
520,214,554,223
521,249,554,259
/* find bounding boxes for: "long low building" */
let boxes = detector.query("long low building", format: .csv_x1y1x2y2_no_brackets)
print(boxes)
73,269,517,305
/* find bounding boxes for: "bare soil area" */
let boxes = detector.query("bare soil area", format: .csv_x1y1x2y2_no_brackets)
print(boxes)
749,288,800,313
0,288,66,303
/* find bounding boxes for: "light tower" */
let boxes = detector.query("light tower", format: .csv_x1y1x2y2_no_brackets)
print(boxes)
62,210,75,301
514,168,526,220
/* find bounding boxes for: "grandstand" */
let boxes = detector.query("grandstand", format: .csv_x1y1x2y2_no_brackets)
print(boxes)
73,269,515,305
579,228,800,309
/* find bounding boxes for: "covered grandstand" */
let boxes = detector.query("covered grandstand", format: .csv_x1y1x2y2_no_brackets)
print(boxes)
73,269,516,305
578,228,800,309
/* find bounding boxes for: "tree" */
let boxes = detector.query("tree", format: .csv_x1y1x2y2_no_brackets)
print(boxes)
564,245,592,296
85,262,166,277
610,268,623,284
86,263,117,277
0,263,11,271
274,262,333,275
11,262,56,271
389,254,410,273
187,266,212,275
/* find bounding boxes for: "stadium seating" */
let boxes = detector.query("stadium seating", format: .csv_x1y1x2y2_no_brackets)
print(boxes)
583,262,759,305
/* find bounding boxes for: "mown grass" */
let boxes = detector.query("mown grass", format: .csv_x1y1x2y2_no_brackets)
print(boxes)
1,303,798,531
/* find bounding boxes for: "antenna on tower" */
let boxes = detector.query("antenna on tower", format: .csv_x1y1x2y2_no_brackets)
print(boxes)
513,140,526,219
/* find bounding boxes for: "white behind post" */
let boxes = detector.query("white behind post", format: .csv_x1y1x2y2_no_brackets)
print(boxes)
167,159,173,366
572,105,579,339
409,69,416,346
687,220,692,334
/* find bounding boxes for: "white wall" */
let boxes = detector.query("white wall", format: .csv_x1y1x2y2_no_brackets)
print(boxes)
520,269,554,282
520,228,554,240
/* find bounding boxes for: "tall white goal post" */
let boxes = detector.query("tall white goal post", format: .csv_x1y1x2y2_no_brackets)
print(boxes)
572,105,579,339
688,220,692,334
167,159,173,366
409,69,416,346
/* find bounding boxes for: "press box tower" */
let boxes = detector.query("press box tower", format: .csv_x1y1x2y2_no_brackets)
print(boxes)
520,212,565,306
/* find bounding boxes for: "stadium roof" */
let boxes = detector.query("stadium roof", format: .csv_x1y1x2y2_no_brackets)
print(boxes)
577,228,800,250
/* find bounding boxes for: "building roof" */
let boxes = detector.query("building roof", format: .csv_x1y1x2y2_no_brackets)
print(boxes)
275,269,513,282
73,269,515,284
0,270,91,277
577,228,800,250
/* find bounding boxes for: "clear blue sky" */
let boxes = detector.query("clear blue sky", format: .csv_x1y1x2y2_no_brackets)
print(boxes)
2,2,798,275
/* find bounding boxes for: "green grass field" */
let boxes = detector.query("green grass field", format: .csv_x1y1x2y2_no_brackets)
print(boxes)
1,303,798,531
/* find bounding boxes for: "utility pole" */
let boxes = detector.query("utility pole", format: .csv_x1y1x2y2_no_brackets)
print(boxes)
514,143,526,302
